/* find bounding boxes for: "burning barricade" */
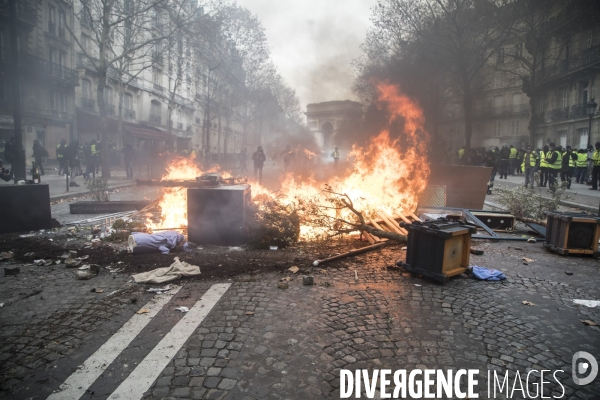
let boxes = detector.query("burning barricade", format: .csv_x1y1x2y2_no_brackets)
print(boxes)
104,83,431,256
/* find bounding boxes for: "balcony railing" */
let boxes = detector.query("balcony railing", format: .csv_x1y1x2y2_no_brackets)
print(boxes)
538,45,600,83
548,107,569,122
48,62,78,84
81,98,95,111
124,108,135,119
0,51,77,85
0,0,36,26
473,104,530,117
149,114,161,125
570,103,588,120
153,83,163,92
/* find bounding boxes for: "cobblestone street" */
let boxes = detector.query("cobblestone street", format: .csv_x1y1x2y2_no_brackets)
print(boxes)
1,234,599,399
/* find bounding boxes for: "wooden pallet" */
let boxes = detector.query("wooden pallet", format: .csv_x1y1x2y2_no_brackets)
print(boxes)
361,207,421,244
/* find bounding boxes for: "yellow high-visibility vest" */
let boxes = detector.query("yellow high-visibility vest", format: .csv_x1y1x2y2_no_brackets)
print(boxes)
91,144,98,155
57,144,63,158
539,151,548,168
577,153,588,168
548,150,562,170
568,153,576,168
522,153,537,169
592,150,600,167
458,149,465,159
509,148,517,159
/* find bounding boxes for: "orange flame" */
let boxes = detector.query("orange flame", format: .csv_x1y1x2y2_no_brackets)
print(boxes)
151,83,430,239
273,82,430,238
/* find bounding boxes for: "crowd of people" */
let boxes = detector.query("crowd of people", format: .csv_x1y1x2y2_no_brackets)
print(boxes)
457,142,600,194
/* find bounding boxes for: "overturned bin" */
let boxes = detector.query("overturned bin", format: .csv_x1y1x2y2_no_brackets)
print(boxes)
544,212,600,257
397,219,477,283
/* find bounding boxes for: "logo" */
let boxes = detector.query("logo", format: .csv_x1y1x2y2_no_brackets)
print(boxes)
572,351,598,386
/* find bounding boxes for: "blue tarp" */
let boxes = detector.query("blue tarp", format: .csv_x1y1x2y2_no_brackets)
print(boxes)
471,265,506,281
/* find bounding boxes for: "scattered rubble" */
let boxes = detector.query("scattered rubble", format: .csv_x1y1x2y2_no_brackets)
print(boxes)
76,264,100,280
302,276,314,285
288,266,299,274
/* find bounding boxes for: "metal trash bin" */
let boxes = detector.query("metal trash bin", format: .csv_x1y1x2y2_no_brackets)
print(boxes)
397,219,477,283
544,212,600,256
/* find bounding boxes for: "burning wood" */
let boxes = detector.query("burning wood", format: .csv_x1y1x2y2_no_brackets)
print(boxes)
132,82,430,246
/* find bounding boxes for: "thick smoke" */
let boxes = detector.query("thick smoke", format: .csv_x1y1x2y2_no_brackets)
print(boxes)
235,0,375,107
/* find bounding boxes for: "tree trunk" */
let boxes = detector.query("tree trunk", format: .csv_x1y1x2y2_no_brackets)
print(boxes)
462,86,473,152
528,95,537,146
96,71,111,178
97,5,111,178
117,81,124,149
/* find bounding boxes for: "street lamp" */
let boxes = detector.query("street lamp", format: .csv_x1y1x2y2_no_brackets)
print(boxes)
587,98,597,147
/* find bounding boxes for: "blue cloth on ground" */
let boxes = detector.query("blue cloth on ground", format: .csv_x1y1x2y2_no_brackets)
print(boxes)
471,265,506,281
132,231,186,255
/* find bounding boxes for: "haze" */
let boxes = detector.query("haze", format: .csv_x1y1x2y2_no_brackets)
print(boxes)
235,0,377,109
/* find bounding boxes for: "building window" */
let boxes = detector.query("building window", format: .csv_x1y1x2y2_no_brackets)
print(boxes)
48,5,56,35
82,79,91,99
124,92,133,110
59,92,66,112
58,9,66,39
494,72,504,89
511,120,520,136
515,42,523,58
496,48,504,64
50,90,56,109
559,131,567,148
152,67,162,87
81,2,92,27
494,121,502,137
579,128,589,149
103,86,112,105
560,88,568,108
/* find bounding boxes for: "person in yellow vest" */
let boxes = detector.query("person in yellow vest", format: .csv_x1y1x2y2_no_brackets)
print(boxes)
546,142,562,192
574,148,588,184
538,145,549,187
508,145,517,175
457,147,465,164
560,146,577,189
589,142,600,190
522,145,538,189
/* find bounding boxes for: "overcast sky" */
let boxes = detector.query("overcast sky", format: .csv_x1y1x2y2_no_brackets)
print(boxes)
235,0,377,110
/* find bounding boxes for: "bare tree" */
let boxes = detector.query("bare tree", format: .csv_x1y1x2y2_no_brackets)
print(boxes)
367,0,514,150
64,0,201,177
494,0,598,143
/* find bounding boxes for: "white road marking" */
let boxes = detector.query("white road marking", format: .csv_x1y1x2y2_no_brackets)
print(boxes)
108,283,231,400
47,286,182,400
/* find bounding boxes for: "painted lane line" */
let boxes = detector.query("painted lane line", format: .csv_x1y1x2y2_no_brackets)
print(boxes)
47,286,182,400
108,283,231,400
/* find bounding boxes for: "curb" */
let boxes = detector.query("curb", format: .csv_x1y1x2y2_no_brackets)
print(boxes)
50,182,137,202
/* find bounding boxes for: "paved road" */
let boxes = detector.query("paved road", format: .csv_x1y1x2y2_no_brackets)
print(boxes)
1,237,599,400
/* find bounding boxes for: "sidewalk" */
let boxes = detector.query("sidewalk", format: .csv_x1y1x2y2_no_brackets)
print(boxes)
0,160,136,201
492,173,600,212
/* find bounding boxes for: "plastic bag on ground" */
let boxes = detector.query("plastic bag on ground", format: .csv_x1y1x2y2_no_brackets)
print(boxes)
471,265,506,281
